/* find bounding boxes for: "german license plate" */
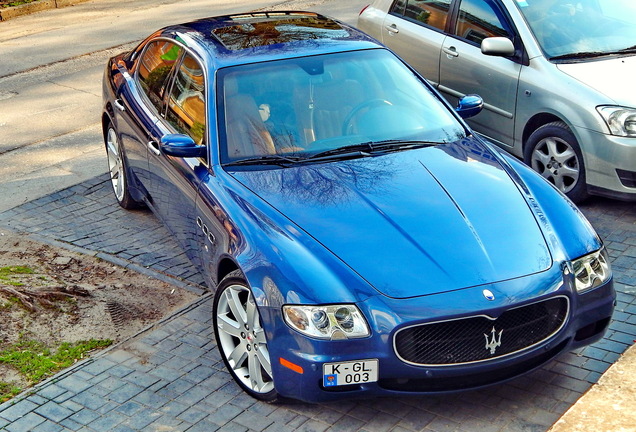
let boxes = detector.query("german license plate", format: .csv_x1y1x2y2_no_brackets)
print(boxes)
323,359,378,387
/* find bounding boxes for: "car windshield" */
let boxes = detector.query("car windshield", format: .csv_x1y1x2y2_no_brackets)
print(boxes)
517,0,636,59
217,49,466,164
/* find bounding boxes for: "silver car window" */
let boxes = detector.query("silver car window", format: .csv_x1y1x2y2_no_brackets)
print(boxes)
516,0,636,58
456,0,511,44
392,0,452,31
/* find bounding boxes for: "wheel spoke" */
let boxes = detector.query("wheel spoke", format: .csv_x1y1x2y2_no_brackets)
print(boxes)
560,164,580,179
248,351,270,392
256,345,272,376
228,343,248,369
246,295,258,329
227,288,247,325
532,147,551,166
217,313,242,338
253,327,267,345
554,146,576,164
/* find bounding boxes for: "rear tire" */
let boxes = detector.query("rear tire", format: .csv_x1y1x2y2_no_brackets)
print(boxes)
524,121,588,203
213,270,278,402
104,122,143,209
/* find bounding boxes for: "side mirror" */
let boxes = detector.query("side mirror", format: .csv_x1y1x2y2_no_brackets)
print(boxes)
160,134,206,158
481,37,515,57
456,95,484,119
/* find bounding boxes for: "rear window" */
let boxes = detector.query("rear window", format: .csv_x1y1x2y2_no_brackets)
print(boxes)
391,0,451,32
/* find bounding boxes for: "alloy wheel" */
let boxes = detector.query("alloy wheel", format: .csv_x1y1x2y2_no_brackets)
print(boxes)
530,135,580,194
106,127,125,202
216,283,274,395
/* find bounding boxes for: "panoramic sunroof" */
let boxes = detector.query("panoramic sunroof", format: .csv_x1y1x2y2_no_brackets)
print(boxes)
212,13,349,50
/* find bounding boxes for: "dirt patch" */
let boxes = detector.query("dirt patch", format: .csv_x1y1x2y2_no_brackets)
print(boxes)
0,229,198,394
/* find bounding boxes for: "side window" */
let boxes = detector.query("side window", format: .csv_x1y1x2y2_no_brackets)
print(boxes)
390,0,407,15
166,53,206,147
399,0,452,31
137,41,182,113
456,0,510,44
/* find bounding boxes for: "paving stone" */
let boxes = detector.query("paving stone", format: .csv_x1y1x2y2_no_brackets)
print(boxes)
131,389,171,409
177,406,209,424
184,420,221,432
31,420,64,432
119,408,162,430
68,408,100,425
87,411,125,431
34,401,74,422
5,412,46,432
0,399,39,422
59,417,83,431
107,383,145,404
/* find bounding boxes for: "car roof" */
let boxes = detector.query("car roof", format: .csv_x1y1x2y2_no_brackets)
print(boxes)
155,11,383,68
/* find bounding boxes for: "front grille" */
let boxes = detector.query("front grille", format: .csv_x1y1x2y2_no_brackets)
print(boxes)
394,296,569,366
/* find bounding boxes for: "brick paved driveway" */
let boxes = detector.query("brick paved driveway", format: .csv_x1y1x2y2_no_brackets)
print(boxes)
0,174,634,432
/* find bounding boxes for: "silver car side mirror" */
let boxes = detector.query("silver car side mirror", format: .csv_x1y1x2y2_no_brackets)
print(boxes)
481,37,515,57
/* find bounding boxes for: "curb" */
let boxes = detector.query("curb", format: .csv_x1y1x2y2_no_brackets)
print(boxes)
0,0,89,21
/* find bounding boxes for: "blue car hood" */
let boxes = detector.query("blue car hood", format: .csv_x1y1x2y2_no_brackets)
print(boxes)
229,139,552,299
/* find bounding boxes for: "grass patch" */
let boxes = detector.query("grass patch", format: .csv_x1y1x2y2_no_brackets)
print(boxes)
0,339,113,384
0,382,22,403
0,266,34,287
0,0,41,8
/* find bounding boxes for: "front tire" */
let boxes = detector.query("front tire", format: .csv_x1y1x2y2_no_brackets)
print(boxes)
105,122,143,209
524,121,588,203
213,270,278,402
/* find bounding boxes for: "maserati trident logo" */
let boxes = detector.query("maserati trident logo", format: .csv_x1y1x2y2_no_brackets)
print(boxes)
484,326,503,355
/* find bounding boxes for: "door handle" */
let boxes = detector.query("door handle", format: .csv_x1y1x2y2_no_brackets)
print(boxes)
443,46,459,58
147,140,160,156
114,99,125,112
385,23,399,34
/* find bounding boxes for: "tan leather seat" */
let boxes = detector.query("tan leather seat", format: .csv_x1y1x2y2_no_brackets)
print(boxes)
310,76,365,141
225,93,276,159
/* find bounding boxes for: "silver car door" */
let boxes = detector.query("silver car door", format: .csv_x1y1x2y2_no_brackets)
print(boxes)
439,0,521,147
381,0,454,86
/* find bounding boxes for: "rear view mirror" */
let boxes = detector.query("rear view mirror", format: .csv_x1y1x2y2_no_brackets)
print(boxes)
481,37,515,57
456,95,484,119
160,134,206,158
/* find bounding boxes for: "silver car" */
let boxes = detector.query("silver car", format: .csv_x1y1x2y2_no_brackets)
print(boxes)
358,0,636,202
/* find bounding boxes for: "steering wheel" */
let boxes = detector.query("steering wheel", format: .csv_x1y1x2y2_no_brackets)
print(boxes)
342,99,393,135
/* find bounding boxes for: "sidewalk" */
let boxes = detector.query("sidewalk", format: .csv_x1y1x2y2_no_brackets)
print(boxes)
0,176,634,431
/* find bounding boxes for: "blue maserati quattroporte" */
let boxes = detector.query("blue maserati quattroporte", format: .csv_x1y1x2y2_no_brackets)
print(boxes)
102,11,615,402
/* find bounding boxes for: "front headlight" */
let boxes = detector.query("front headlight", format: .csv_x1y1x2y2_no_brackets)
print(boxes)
597,106,636,137
283,304,370,340
569,248,611,293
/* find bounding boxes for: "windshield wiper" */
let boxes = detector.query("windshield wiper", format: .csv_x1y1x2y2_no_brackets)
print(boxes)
549,47,636,61
549,51,609,61
612,45,636,55
363,139,443,151
302,140,442,162
223,154,301,167
303,142,375,160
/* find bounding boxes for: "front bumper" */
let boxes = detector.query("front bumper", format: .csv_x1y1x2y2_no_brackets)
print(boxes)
578,128,636,200
266,271,615,403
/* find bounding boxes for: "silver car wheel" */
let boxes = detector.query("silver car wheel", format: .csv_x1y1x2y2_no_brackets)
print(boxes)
216,283,274,395
530,135,580,194
106,127,125,203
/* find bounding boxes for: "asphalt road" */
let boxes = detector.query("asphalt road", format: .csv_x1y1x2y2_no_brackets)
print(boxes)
0,0,369,212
